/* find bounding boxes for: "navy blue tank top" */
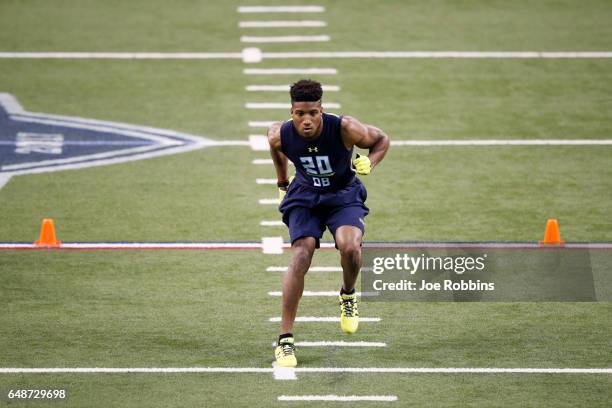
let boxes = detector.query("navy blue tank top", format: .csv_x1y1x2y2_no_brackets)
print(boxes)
280,113,355,192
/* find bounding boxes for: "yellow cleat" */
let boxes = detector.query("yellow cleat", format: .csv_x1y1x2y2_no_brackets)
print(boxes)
274,337,297,367
339,293,359,334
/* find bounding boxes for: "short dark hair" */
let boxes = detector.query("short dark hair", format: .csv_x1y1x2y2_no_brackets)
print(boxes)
290,79,323,103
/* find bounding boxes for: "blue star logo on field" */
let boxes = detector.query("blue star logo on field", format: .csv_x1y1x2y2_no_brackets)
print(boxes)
0,93,218,188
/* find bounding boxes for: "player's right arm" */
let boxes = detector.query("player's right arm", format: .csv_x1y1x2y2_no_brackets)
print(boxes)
267,122,290,199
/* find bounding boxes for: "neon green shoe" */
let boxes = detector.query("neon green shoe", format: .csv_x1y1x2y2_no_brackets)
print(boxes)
274,337,297,367
339,292,359,334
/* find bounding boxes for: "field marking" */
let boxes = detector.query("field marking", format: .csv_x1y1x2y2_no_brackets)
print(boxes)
0,174,11,190
267,266,342,272
249,121,276,128
273,341,387,347
244,68,337,75
240,21,327,28
256,178,277,184
391,139,612,146
237,6,325,13
246,102,340,109
272,363,298,380
259,198,280,205
2,242,612,250
2,367,610,374
269,291,362,297
278,395,397,402
3,51,612,60
252,158,295,165
241,35,330,43
262,236,284,254
261,51,612,59
260,220,284,226
269,317,382,322
249,135,269,150
247,85,340,92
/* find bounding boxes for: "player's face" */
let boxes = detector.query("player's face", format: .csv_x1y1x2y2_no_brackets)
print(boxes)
291,101,323,139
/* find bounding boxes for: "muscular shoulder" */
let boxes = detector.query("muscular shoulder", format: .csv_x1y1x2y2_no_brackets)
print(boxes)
267,121,283,150
340,116,369,148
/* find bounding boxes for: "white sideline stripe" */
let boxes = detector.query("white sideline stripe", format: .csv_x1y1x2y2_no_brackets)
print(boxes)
241,35,330,43
391,139,612,146
244,68,337,75
260,220,284,226
4,367,609,374
273,363,298,380
3,51,612,60
269,317,382,322
273,341,387,347
261,51,612,59
248,135,269,151
249,121,276,128
262,236,284,254
237,6,325,13
246,102,340,109
278,395,397,402
259,198,280,205
240,21,327,28
267,266,342,272
269,291,362,297
0,52,243,59
256,178,277,184
247,85,340,92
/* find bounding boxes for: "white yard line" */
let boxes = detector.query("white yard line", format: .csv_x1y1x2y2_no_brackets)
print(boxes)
248,135,269,150
237,6,325,13
278,395,397,402
246,102,340,109
267,266,342,272
272,341,387,347
260,220,284,226
249,121,276,128
272,363,298,380
241,35,330,43
256,178,277,184
246,85,340,92
240,21,327,28
391,139,612,146
244,68,337,75
269,317,382,322
259,198,280,205
3,51,612,60
2,367,610,374
269,291,361,297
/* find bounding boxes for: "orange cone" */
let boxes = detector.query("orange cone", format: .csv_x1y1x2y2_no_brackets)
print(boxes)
34,218,61,247
539,219,565,245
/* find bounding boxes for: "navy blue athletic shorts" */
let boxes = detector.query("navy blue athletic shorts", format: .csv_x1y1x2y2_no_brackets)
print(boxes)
279,178,369,248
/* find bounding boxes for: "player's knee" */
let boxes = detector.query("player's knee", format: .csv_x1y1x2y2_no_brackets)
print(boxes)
291,239,316,273
339,241,361,263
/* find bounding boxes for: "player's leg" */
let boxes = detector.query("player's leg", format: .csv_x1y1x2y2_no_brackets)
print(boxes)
335,225,363,292
280,236,317,335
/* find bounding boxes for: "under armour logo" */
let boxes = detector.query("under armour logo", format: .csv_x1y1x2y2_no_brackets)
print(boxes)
308,147,318,153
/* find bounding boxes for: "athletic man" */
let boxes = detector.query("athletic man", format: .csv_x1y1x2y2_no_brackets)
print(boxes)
268,79,390,367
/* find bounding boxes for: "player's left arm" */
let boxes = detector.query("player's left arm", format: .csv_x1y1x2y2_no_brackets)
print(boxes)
341,116,390,174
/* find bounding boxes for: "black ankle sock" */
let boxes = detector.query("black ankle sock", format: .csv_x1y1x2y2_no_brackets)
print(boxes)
340,287,355,295
279,333,293,342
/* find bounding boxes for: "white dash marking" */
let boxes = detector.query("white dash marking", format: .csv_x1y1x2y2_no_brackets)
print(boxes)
269,291,362,297
249,120,276,128
260,220,285,226
246,102,340,109
241,35,330,43
273,341,387,347
391,139,612,146
253,158,273,165
244,68,337,75
246,85,340,92
256,178,277,184
248,135,269,151
269,317,382,323
259,198,280,205
267,266,342,272
272,362,298,380
262,236,284,254
240,21,327,28
237,6,325,13
278,395,397,402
